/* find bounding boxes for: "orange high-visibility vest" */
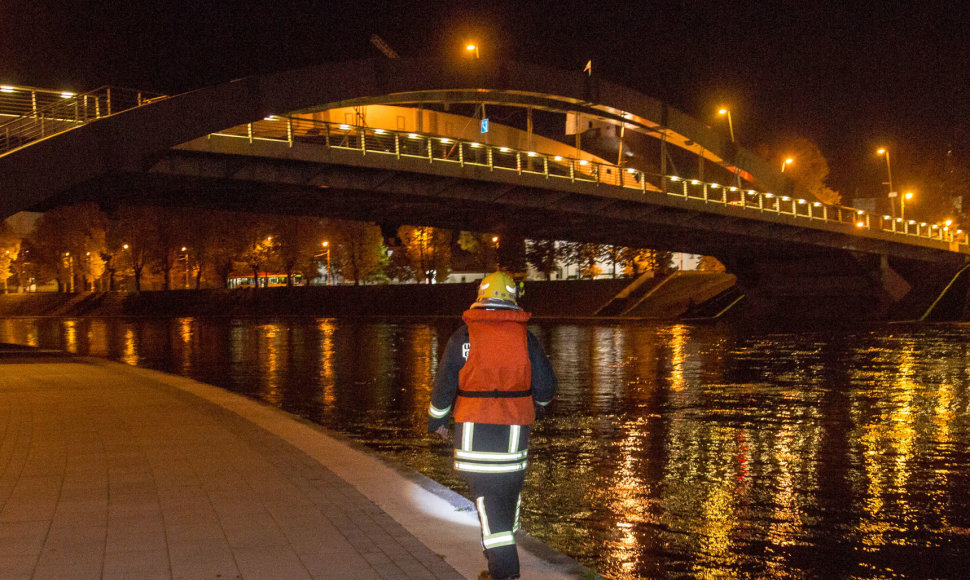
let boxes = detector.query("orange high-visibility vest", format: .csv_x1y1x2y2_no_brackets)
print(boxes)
454,308,535,425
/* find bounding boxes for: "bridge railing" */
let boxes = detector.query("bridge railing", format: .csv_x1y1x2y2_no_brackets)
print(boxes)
211,117,969,251
0,86,165,156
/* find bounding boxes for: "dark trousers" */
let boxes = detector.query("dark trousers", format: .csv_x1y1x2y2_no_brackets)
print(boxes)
465,470,526,579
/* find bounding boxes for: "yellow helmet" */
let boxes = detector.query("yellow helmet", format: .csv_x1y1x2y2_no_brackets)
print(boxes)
477,271,518,304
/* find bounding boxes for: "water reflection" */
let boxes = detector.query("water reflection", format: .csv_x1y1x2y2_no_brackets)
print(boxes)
3,317,970,578
317,319,337,415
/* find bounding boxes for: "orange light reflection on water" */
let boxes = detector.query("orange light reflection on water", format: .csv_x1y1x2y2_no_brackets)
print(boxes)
317,319,337,413
61,319,77,353
121,327,138,365
258,323,283,405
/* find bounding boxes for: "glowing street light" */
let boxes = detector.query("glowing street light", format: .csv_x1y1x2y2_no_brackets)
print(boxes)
901,191,914,222
322,241,332,285
718,108,735,142
876,147,896,219
781,157,794,172
180,246,190,289
718,107,742,188
63,252,74,292
466,43,479,59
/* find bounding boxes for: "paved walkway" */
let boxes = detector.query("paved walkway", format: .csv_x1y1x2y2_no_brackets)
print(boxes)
0,347,585,579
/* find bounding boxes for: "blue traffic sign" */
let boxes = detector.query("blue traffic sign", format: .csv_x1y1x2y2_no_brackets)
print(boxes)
480,118,489,133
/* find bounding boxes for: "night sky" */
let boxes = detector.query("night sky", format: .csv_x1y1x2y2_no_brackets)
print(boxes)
2,0,968,199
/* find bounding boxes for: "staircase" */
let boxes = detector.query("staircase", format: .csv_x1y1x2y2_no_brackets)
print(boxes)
0,85,164,156
593,272,659,315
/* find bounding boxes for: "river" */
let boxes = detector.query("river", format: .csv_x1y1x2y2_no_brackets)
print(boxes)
2,315,969,579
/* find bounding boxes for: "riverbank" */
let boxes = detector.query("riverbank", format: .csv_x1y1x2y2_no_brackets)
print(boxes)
0,279,632,318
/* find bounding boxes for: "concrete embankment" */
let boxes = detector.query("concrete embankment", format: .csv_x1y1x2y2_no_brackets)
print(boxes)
0,279,632,318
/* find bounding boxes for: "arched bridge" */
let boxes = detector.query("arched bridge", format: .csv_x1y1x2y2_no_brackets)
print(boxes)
1,59,968,320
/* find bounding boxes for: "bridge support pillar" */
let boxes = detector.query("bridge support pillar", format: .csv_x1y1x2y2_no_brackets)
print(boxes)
717,248,933,321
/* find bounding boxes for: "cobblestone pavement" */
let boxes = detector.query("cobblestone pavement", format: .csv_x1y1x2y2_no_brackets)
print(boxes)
0,348,584,579
0,350,465,579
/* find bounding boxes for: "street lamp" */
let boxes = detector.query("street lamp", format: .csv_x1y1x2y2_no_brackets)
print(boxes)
180,246,190,289
877,148,896,219
781,157,793,172
64,252,74,292
466,43,479,59
902,191,914,222
490,236,500,272
322,241,331,285
718,108,735,142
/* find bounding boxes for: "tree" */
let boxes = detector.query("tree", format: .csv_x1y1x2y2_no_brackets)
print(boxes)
495,233,528,275
29,204,107,292
0,221,20,293
80,249,106,291
458,231,499,274
275,216,326,286
233,213,279,288
101,220,125,291
563,242,605,279
112,205,159,292
328,219,386,285
620,247,659,277
525,239,560,280
909,150,970,226
763,138,841,205
203,211,249,289
398,226,452,283
144,207,195,291
603,245,624,278
178,209,231,289
10,239,35,292
385,241,417,282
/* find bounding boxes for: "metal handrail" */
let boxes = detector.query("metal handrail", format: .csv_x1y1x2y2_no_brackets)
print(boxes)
209,117,969,252
0,85,166,156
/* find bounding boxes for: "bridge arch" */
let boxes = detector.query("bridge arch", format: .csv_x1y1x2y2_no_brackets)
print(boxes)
0,57,785,219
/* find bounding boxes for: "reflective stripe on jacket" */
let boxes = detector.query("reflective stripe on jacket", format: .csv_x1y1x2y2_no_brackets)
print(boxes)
453,308,535,425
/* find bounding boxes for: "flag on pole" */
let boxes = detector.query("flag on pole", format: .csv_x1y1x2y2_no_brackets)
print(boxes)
583,60,592,75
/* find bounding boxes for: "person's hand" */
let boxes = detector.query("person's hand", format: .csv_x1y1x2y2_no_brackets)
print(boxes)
434,425,451,441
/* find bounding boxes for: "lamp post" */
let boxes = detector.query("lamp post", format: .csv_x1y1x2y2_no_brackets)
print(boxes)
718,108,735,142
466,43,479,59
85,251,91,291
322,241,331,285
781,157,793,172
877,148,896,219
180,246,190,289
902,191,913,222
486,236,498,274
718,107,742,188
64,252,74,292
120,244,132,291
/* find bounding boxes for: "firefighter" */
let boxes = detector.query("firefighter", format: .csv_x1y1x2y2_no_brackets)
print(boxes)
428,271,557,580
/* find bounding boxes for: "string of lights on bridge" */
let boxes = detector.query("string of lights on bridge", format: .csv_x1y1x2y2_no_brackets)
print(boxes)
1,81,965,251
217,116,969,251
